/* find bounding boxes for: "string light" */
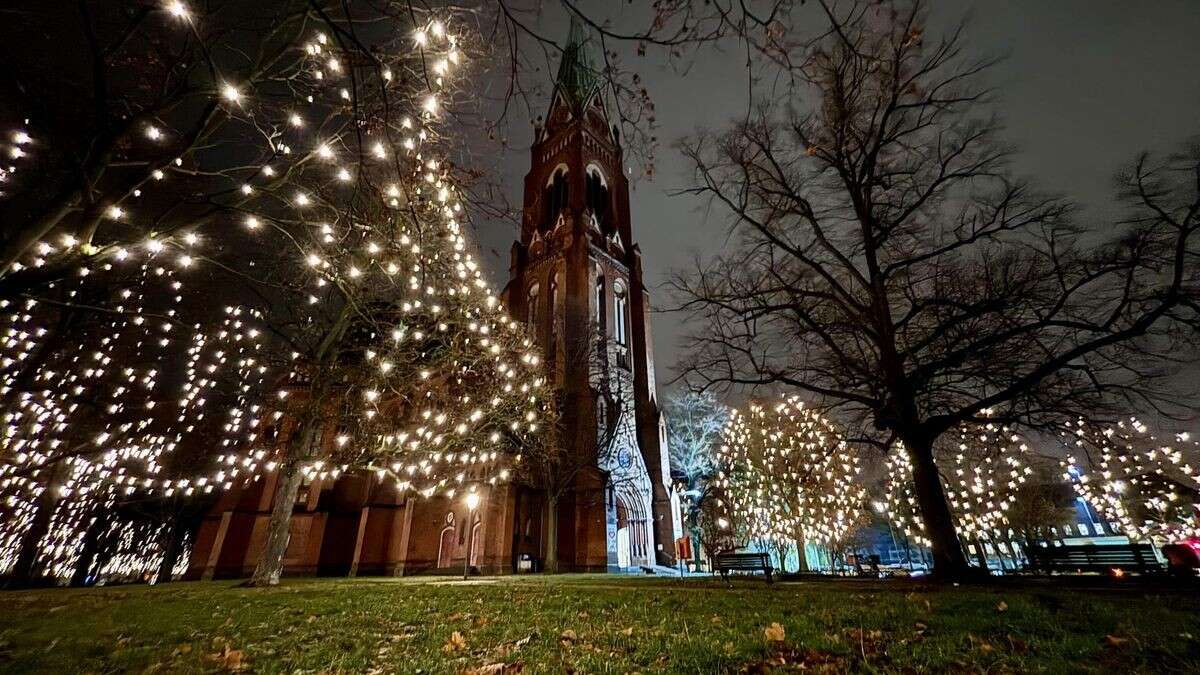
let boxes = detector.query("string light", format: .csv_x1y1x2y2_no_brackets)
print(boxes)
883,415,1032,551
1061,418,1199,544
712,395,868,552
0,11,550,584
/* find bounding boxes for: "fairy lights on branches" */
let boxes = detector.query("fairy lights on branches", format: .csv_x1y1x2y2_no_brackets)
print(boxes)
1061,418,1199,544
0,2,550,585
883,416,1033,558
713,395,868,558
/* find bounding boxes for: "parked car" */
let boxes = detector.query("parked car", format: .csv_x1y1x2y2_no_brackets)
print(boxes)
1161,539,1200,576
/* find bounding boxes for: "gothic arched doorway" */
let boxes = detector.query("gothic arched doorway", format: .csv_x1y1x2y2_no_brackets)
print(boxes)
437,517,456,568
613,486,653,569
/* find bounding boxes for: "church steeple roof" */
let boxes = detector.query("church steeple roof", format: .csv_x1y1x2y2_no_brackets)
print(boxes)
554,16,601,110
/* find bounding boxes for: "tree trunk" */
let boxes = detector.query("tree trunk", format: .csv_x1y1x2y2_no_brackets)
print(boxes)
544,493,559,574
156,521,184,584
904,432,974,579
689,524,704,570
70,510,109,587
796,540,810,572
247,456,305,587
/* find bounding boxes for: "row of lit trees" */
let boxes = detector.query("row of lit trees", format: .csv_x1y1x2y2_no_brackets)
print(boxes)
692,393,1198,574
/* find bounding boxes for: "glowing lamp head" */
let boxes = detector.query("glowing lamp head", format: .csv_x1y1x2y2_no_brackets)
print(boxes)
166,1,188,19
465,492,480,510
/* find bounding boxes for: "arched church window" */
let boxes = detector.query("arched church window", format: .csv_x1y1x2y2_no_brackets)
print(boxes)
593,274,606,327
526,283,539,328
542,167,568,231
614,284,629,347
548,277,559,338
585,166,609,230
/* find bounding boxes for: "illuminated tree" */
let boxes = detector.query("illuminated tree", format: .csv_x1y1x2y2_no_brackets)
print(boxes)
884,419,1033,568
0,3,552,587
1061,418,1200,544
713,395,868,569
1,284,266,584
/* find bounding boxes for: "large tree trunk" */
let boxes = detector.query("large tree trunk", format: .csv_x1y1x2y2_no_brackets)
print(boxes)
904,432,975,579
544,493,559,574
247,456,305,587
796,540,810,572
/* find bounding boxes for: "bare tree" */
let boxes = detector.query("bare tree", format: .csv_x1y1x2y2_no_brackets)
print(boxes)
1005,462,1076,552
670,1,1200,577
516,332,632,573
662,389,727,568
664,389,727,492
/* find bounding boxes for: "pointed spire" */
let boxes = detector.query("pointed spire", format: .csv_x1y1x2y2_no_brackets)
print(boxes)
554,15,600,110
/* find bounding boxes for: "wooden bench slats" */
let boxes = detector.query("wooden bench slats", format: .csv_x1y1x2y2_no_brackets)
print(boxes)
713,552,773,583
1026,543,1162,574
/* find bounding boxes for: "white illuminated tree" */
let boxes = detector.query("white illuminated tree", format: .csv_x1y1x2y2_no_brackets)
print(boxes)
1061,418,1200,544
0,3,552,587
713,395,868,570
884,418,1033,568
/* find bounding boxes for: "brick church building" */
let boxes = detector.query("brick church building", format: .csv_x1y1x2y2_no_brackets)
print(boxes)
184,22,679,580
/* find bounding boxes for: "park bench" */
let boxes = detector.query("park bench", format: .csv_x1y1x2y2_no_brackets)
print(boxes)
713,552,773,584
1024,542,1163,575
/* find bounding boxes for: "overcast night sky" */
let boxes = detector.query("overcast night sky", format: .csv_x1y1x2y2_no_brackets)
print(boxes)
472,0,1200,402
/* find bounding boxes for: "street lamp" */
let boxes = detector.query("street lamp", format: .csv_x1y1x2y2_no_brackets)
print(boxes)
463,491,480,580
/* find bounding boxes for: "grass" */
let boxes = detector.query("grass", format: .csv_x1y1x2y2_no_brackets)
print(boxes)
0,575,1198,673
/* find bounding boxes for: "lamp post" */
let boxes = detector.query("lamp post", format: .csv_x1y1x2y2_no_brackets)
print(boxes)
463,491,480,580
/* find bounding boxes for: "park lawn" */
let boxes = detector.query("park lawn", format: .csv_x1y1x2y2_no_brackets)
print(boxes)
0,575,1197,673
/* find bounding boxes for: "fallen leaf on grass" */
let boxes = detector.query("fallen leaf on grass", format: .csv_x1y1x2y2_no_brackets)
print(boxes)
464,661,525,674
996,601,1008,613
1006,634,1029,654
619,627,634,637
206,645,246,671
444,631,468,653
559,629,578,645
1105,635,1129,648
967,634,994,654
494,633,535,658
764,622,786,643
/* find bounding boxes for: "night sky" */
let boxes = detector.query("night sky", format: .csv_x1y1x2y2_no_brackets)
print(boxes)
473,0,1200,397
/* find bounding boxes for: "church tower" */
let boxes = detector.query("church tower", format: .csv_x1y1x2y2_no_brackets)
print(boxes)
502,19,679,571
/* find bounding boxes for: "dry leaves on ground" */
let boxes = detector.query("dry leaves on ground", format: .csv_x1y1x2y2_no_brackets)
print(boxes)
444,631,468,653
462,660,525,674
206,644,246,671
1105,635,1130,648
764,622,786,643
